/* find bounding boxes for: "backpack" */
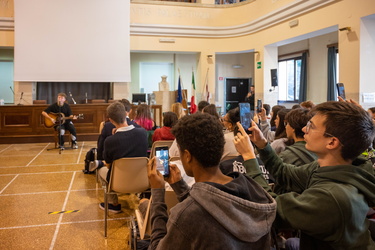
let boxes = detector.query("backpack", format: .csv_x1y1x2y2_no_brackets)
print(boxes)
83,148,97,174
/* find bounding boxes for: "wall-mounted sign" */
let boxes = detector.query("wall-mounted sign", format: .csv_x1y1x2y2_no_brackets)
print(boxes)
257,62,262,69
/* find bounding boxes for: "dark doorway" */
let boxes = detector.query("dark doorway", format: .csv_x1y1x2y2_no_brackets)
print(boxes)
225,78,252,113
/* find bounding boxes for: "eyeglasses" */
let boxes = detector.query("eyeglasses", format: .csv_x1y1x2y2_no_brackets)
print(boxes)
305,121,341,142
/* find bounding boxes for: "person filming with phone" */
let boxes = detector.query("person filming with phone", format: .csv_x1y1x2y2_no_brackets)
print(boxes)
147,112,276,249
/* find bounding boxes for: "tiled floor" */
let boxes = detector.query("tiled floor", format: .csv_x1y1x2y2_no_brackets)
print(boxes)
0,142,137,250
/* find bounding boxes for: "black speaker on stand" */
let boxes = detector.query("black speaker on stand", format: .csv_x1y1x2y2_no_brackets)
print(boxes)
271,69,278,87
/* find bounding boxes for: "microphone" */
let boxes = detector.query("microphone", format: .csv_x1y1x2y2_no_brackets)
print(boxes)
69,91,77,105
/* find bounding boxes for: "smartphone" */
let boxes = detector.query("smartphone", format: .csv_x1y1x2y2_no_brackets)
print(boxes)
336,83,346,100
155,146,169,177
256,99,262,113
239,102,252,133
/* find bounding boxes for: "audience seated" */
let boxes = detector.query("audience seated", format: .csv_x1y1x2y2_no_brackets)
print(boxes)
269,105,286,131
92,99,140,170
97,102,148,213
146,113,276,249
221,107,242,159
276,108,317,193
300,100,315,110
152,112,177,142
202,104,220,120
134,104,156,131
235,101,375,249
171,102,186,119
197,100,210,112
260,108,291,154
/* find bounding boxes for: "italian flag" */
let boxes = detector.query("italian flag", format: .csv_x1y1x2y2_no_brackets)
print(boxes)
190,71,197,114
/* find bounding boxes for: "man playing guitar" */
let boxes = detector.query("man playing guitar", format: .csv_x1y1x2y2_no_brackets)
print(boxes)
42,92,78,149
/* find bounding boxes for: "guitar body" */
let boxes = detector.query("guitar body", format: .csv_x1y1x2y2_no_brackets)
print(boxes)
44,113,83,128
44,113,65,128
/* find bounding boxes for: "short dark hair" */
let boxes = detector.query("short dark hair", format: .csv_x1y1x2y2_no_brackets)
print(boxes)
285,108,312,138
198,101,210,112
369,107,375,114
300,100,315,110
263,104,271,116
202,104,220,119
163,112,178,127
312,101,375,161
57,93,67,99
292,104,301,109
171,113,224,167
107,102,125,124
119,99,132,113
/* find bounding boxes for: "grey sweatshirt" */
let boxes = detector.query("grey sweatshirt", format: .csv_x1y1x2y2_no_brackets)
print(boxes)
148,172,277,250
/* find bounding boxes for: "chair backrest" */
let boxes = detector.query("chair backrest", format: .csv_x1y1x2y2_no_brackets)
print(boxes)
33,100,47,104
221,155,238,162
90,99,106,103
109,157,149,193
99,121,105,133
150,140,174,159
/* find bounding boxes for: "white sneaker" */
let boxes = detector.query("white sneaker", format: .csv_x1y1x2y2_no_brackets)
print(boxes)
89,160,100,172
72,142,78,149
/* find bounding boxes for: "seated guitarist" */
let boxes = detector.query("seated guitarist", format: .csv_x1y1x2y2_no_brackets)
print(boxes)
42,92,78,149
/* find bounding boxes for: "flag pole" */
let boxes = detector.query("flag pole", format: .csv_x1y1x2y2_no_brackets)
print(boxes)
202,68,209,101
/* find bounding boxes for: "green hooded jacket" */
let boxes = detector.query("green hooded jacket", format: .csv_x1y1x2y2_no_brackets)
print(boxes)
245,143,375,250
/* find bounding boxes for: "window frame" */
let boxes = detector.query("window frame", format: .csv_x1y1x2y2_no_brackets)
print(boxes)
278,56,302,102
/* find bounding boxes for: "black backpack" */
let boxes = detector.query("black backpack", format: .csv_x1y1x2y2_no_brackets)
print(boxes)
83,148,97,174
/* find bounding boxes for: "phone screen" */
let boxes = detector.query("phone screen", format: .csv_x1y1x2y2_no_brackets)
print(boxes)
155,146,169,177
336,83,346,100
257,99,262,113
239,102,252,131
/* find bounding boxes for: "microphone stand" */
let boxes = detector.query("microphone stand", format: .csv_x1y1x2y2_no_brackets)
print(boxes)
69,92,77,105
58,104,63,154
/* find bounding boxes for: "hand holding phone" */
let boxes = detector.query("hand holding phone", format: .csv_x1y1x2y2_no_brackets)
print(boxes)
256,99,263,113
239,102,252,134
336,83,346,100
155,146,170,177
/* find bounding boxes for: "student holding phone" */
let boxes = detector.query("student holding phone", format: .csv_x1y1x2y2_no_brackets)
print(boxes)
147,113,276,249
234,101,375,249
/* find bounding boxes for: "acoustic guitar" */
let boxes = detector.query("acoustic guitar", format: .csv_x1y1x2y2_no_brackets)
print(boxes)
44,112,84,128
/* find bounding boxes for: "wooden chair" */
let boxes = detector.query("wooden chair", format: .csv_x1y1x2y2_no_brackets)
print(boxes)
33,100,47,104
53,130,71,148
134,190,179,248
104,157,150,238
149,140,174,159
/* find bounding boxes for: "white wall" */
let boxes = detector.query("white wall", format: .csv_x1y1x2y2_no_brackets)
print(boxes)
215,53,254,108
360,14,375,109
